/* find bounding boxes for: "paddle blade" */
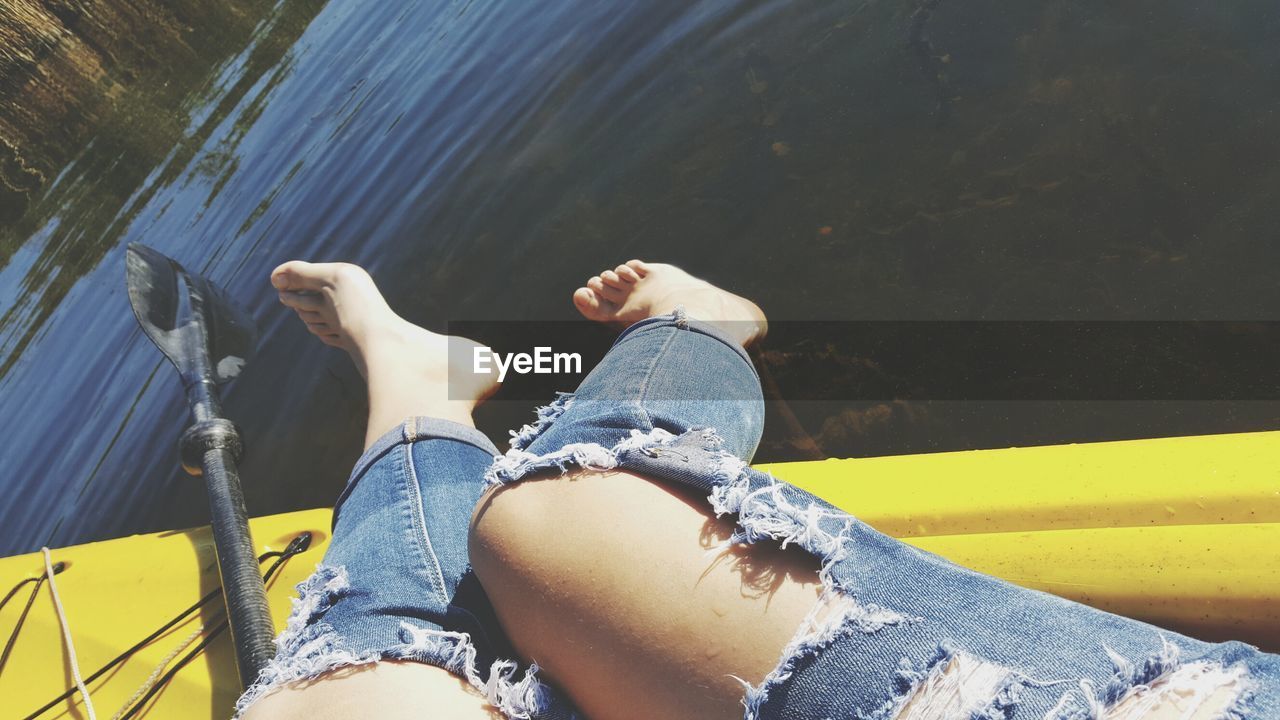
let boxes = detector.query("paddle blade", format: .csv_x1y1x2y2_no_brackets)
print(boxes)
192,270,257,384
126,243,257,384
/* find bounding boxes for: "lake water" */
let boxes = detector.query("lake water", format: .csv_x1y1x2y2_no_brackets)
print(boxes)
2,0,1279,555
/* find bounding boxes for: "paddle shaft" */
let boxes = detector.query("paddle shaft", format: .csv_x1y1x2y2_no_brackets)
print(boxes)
183,376,276,688
199,444,276,685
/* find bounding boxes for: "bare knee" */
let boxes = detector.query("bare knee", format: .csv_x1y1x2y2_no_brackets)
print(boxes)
467,471,684,716
469,469,710,593
468,470,826,720
468,474,579,594
467,471,612,653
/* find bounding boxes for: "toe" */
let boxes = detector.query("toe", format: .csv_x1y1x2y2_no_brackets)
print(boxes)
271,260,332,291
615,265,640,283
586,276,623,302
573,287,601,317
625,259,649,276
601,270,626,289
279,290,323,311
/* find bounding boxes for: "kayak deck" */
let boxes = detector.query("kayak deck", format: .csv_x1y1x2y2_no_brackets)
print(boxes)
3,430,1277,718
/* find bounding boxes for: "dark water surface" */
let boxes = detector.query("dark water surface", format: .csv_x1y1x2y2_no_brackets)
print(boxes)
3,0,1280,555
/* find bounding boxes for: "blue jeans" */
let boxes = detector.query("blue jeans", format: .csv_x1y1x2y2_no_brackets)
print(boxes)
240,310,1279,719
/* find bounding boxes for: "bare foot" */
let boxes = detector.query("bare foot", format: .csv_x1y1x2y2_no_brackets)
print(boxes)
572,260,767,347
272,261,497,446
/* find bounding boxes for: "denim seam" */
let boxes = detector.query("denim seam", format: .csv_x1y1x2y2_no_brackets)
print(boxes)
401,442,450,604
336,419,498,525
633,325,681,431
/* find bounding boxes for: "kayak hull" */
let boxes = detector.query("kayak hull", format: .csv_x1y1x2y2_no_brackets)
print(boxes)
3,430,1277,718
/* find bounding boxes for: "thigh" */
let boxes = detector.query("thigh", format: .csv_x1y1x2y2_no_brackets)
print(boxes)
241,662,501,720
471,469,823,720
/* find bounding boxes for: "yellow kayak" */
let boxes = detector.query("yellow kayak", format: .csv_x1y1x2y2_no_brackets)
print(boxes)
3,430,1277,719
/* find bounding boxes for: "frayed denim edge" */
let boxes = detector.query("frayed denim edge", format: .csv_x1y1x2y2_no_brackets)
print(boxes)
737,584,920,720
705,449,928,719
1044,636,1256,720
852,643,1071,720
394,622,558,719
507,393,574,451
486,425,680,487
234,565,565,720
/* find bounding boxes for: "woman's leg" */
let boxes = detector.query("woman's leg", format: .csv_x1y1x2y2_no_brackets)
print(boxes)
239,262,565,720
470,261,1277,720
473,261,816,720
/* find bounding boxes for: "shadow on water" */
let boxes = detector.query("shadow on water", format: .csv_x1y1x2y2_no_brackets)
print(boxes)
1,0,1279,556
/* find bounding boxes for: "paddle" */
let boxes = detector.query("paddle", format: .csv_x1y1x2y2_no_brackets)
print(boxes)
125,243,275,688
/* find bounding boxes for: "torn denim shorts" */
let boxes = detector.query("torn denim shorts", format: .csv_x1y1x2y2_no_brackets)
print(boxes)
488,313,1280,719
234,416,580,719
240,312,1280,719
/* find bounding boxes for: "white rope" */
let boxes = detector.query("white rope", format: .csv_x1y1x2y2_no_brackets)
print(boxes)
42,547,97,720
110,626,203,720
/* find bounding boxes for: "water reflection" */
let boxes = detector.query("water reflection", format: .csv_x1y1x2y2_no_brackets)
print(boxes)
2,0,1278,554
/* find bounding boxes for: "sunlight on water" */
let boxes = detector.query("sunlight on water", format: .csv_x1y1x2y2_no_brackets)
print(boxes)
1,0,1278,553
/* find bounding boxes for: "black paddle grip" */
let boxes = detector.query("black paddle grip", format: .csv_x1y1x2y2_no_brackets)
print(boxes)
185,422,277,688
181,418,243,475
